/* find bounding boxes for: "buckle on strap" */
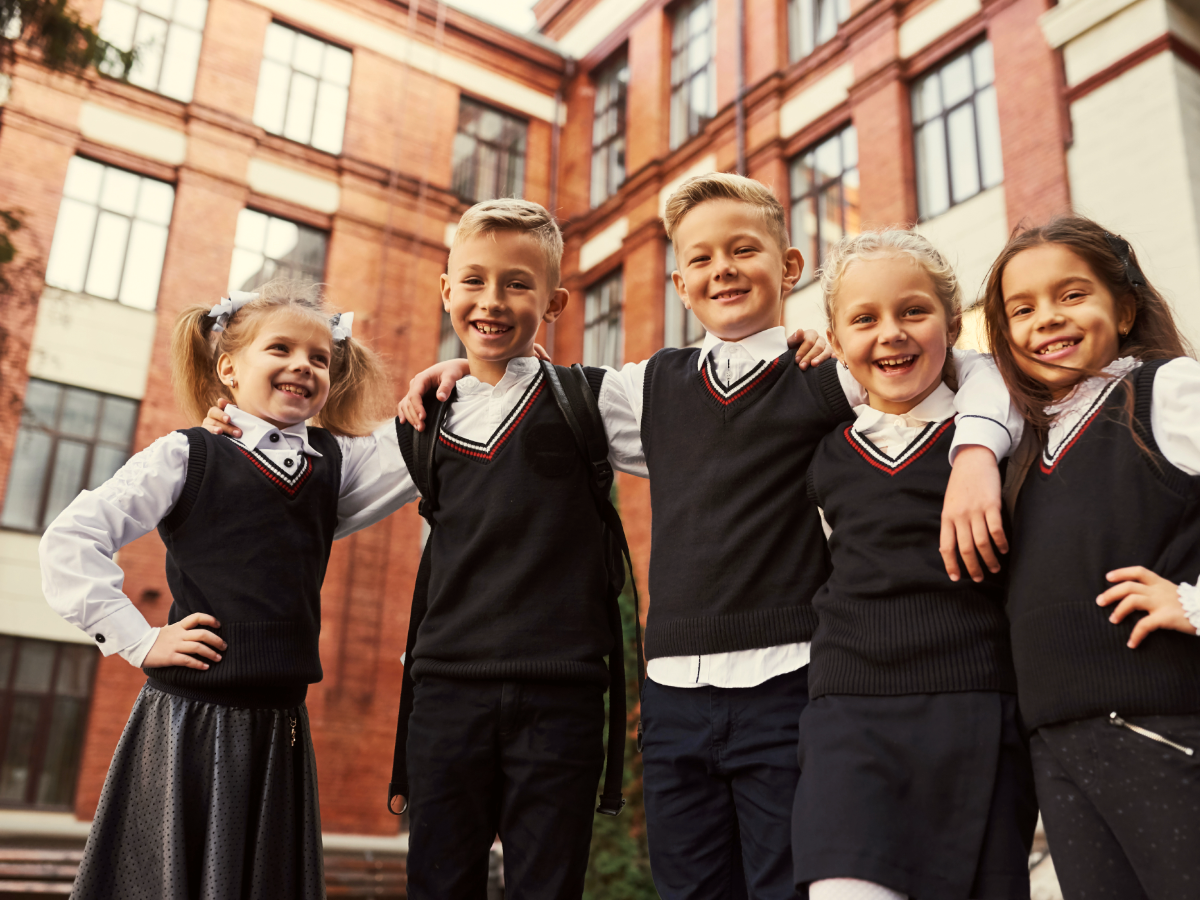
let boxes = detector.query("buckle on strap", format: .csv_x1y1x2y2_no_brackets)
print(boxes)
417,497,436,522
597,796,626,817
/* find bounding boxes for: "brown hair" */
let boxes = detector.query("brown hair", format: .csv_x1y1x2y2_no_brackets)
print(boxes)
170,279,392,436
663,172,790,253
981,215,1191,437
452,198,564,287
819,228,963,390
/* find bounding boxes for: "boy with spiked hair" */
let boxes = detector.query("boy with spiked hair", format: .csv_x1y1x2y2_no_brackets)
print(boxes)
401,175,1019,899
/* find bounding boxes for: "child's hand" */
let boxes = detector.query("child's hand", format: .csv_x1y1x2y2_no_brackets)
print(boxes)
1097,567,1198,648
202,398,242,438
533,342,551,362
786,328,833,370
940,446,1006,583
142,613,227,669
398,359,472,431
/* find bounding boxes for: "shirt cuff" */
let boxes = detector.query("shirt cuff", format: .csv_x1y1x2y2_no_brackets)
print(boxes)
1177,582,1200,635
86,603,155,657
117,628,160,667
949,415,1012,464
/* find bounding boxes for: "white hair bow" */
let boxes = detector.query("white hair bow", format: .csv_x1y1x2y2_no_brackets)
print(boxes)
207,291,259,333
330,312,354,343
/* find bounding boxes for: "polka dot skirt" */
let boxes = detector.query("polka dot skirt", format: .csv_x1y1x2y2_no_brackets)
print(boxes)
72,683,326,900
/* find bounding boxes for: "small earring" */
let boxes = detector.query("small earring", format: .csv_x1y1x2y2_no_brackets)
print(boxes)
840,359,849,370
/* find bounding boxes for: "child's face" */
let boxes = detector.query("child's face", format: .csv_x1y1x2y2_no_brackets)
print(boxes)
219,309,333,429
1001,243,1134,397
671,199,803,342
441,231,567,379
828,254,952,415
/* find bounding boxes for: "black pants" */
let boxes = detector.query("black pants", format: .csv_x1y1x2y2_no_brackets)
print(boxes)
1031,712,1200,900
641,667,808,900
405,676,606,900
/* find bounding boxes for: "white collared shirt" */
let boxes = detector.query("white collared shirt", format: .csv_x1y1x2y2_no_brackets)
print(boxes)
852,382,958,457
598,327,1023,688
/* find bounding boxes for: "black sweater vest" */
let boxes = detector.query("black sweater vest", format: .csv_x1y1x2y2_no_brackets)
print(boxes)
1009,361,1200,729
149,427,342,707
806,417,1014,698
640,349,853,659
397,370,615,685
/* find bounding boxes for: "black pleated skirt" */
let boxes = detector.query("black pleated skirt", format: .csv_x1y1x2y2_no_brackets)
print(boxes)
792,691,1038,900
71,682,325,900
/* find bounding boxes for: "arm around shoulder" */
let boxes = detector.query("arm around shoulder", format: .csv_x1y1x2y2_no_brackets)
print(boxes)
1150,356,1200,476
949,348,1024,463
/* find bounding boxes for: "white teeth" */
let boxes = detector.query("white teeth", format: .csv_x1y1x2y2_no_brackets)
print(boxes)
474,323,509,335
1038,340,1077,355
877,356,914,368
278,384,307,397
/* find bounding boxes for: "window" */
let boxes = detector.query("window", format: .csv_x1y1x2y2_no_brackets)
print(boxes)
451,98,528,203
0,637,97,809
591,55,629,207
253,22,352,155
228,209,328,293
670,0,716,150
788,0,850,61
790,125,860,288
0,381,138,533
584,270,624,369
98,0,209,102
912,41,1003,220
663,242,704,348
438,309,465,362
43,157,175,311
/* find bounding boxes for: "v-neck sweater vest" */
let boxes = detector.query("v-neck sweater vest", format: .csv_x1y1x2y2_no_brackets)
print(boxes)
806,419,1014,698
149,427,342,708
1010,361,1200,729
639,349,854,660
398,372,615,686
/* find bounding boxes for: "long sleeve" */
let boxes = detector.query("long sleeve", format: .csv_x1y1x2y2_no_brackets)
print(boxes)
597,361,650,478
39,433,190,664
333,419,420,539
1150,357,1200,477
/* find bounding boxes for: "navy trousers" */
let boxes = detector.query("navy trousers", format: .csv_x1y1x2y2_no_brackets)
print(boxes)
641,667,808,900
405,675,606,900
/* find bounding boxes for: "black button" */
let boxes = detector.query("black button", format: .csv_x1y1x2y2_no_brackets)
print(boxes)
270,433,280,443
95,634,105,644
284,458,294,468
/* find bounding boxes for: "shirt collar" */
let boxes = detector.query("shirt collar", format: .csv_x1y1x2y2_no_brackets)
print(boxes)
455,356,541,396
1044,356,1140,418
225,405,323,457
853,381,957,433
697,326,789,370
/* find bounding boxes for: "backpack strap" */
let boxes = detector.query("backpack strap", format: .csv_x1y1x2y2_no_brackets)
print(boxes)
388,395,450,816
540,360,644,817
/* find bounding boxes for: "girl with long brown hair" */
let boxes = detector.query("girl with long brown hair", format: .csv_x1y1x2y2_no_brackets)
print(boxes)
982,216,1200,900
40,281,411,900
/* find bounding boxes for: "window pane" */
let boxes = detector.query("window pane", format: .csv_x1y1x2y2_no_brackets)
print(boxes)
119,220,169,309
36,697,88,807
0,696,42,802
97,0,138,53
263,22,294,63
159,23,202,102
60,389,99,439
100,167,140,216
253,59,290,134
43,440,89,527
972,40,995,89
292,32,325,77
975,85,1004,189
55,646,96,698
44,198,98,293
283,72,318,144
0,637,14,690
235,208,269,251
229,247,266,293
940,54,973,108
129,13,169,92
311,82,348,154
911,74,941,124
0,430,52,530
23,381,61,428
62,157,104,204
265,216,300,260
98,396,139,445
14,642,55,693
136,178,175,226
946,102,980,204
814,136,842,183
141,0,173,17
915,119,950,218
322,45,353,87
816,0,839,45
84,212,130,300
842,126,858,168
88,446,129,489
174,0,209,30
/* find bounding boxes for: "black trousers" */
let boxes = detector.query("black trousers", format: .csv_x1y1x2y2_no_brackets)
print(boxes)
641,667,808,900
1031,712,1200,900
405,676,606,900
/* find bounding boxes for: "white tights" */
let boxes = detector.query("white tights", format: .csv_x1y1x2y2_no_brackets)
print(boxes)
808,879,906,900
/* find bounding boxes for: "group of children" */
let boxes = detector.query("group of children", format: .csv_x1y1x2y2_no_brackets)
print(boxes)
38,169,1200,900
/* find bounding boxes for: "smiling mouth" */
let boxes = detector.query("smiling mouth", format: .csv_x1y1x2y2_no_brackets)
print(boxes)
1037,338,1081,356
711,288,749,301
471,321,512,335
874,355,917,373
275,383,311,398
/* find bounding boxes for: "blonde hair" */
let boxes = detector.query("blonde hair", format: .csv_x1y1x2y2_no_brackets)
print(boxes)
170,279,392,437
663,172,790,253
452,198,564,287
818,229,963,387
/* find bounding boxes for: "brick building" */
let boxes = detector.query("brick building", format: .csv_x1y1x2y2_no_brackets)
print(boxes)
1,0,1199,878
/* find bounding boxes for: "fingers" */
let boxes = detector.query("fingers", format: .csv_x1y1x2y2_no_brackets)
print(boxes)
970,515,1001,575
1107,593,1147,625
956,520,985,583
170,652,212,670
1096,581,1139,607
533,342,551,362
985,507,1009,556
1105,565,1153,585
180,612,220,629
809,343,834,366
1127,610,1165,648
217,398,229,410
398,397,424,431
185,628,227,650
437,370,459,402
939,518,962,582
785,328,805,350
179,639,223,663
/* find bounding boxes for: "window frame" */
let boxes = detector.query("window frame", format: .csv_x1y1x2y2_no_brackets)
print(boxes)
787,0,851,62
663,241,704,348
0,637,98,811
590,52,630,208
227,208,329,293
669,0,716,150
583,269,624,370
451,96,529,204
98,0,210,103
788,124,860,289
438,309,465,362
0,380,140,535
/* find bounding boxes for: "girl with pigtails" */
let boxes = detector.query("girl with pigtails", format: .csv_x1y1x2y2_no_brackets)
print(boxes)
40,281,410,900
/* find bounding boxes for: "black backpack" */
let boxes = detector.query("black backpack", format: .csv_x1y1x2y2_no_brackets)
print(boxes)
387,360,644,818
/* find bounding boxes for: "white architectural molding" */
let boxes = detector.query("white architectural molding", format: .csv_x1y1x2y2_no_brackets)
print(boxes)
247,158,341,214
1041,0,1145,48
77,102,187,165
28,288,157,400
579,217,629,272
658,154,719,217
780,64,854,139
915,185,1009,305
558,0,647,58
0,531,93,646
247,0,563,123
899,0,982,58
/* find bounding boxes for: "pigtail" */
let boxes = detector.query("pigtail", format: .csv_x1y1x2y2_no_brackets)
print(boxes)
315,333,393,437
170,306,229,426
